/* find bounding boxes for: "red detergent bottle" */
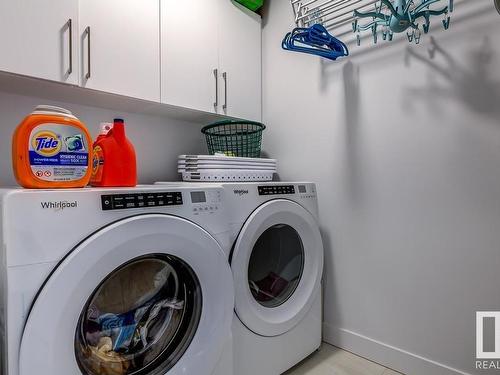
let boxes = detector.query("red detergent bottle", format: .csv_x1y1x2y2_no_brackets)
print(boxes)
90,118,137,187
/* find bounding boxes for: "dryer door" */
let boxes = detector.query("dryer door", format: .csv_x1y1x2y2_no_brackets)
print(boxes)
19,214,234,375
231,199,324,337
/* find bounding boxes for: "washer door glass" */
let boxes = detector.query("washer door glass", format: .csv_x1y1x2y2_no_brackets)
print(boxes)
248,224,304,308
75,254,202,375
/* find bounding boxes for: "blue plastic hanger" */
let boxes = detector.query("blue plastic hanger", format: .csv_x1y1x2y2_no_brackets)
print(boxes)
282,32,348,60
282,24,349,61
283,24,348,59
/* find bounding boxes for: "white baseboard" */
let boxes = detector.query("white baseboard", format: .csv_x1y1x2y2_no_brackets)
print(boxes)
323,323,472,375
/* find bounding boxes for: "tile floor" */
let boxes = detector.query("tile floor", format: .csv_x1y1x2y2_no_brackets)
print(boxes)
284,343,404,375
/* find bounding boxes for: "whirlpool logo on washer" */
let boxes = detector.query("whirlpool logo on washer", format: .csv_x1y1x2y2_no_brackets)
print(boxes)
233,189,249,196
40,200,78,211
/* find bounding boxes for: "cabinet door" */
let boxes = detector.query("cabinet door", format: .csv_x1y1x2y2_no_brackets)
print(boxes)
161,0,220,113
218,1,262,121
0,0,79,84
80,0,160,102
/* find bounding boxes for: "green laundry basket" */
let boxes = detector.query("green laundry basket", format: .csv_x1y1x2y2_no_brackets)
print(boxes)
235,0,264,12
201,120,266,158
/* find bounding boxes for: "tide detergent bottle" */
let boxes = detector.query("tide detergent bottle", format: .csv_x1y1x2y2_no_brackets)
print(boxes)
12,105,93,188
90,118,137,187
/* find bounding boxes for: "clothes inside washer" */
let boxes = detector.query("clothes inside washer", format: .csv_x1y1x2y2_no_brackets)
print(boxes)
88,297,185,352
87,336,130,375
78,260,187,375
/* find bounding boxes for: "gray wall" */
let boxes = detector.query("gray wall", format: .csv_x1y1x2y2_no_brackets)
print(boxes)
262,1,500,374
0,91,206,186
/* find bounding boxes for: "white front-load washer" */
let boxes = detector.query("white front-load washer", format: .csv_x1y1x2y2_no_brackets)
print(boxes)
224,182,324,375
0,185,234,375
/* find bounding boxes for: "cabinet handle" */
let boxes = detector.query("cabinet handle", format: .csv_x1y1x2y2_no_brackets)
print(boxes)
222,72,228,112
85,26,91,79
66,19,73,76
213,68,219,111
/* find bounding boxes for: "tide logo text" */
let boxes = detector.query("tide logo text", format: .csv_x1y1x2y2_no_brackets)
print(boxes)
32,131,62,157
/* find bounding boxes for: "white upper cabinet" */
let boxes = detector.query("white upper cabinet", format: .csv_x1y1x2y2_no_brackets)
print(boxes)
79,0,161,102
218,1,262,122
161,0,262,121
0,0,79,84
161,0,220,113
0,1,261,119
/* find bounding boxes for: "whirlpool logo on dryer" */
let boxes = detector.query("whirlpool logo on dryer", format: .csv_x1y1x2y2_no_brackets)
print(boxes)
233,189,249,196
40,201,78,211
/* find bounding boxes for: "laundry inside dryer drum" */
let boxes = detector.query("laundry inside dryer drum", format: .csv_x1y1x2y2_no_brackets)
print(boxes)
248,224,305,308
75,254,202,375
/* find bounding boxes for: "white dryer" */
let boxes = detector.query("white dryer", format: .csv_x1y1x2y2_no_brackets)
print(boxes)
224,182,324,375
0,186,234,375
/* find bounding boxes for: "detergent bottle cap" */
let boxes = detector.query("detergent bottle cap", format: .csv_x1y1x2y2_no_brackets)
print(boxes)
112,118,126,141
32,105,76,118
99,122,113,135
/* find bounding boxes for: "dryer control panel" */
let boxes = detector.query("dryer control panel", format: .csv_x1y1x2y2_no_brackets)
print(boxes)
190,190,222,215
101,192,183,210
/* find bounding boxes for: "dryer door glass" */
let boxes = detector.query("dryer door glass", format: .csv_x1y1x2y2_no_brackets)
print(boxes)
75,254,202,375
248,224,304,308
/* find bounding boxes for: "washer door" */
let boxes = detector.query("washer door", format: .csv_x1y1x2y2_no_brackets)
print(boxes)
231,200,323,337
19,214,234,375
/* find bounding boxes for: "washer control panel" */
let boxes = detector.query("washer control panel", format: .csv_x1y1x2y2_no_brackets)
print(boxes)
258,185,295,196
101,192,183,211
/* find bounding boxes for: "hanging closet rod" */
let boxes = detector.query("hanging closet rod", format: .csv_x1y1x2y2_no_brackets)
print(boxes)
295,0,351,23
322,0,379,27
295,0,373,24
292,0,382,31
